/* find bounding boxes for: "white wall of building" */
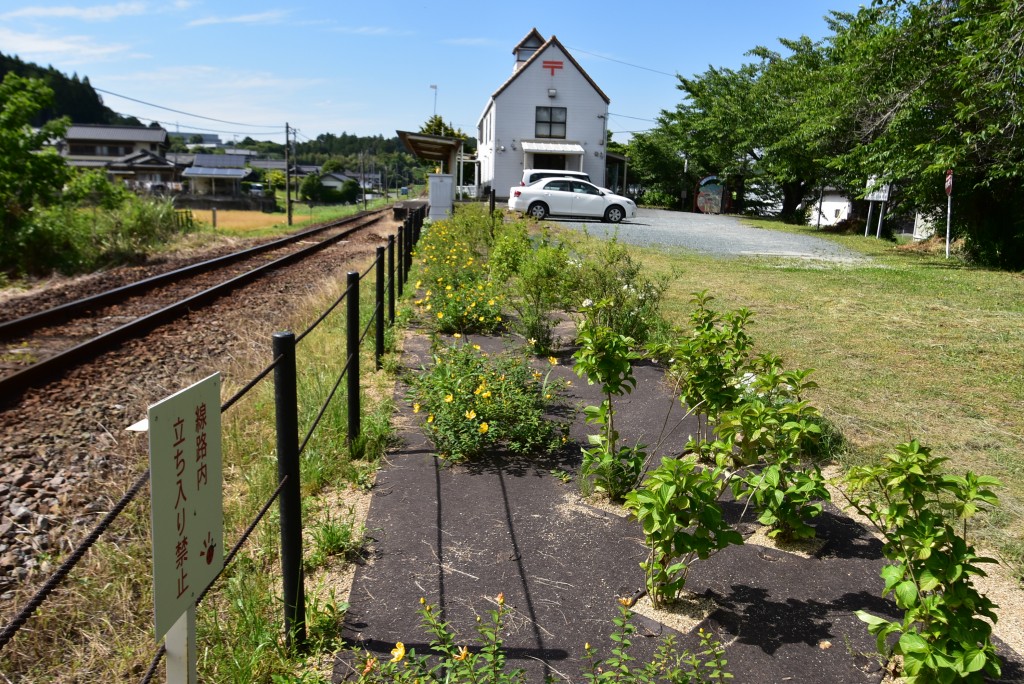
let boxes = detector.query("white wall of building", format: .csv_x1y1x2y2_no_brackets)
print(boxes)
808,190,853,226
478,42,608,200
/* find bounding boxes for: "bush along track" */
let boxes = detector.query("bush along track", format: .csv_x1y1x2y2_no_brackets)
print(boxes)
396,205,1005,682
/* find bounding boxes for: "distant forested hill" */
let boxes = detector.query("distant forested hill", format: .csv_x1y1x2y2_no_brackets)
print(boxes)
0,52,140,126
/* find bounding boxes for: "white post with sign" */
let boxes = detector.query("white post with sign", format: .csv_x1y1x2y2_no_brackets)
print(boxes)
149,373,223,684
945,169,953,259
865,176,890,238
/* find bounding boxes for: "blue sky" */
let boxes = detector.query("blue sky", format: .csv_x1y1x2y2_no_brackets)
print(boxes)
1,1,866,146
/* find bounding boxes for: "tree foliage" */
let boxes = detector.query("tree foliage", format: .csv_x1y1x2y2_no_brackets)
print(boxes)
631,0,1024,265
0,73,69,269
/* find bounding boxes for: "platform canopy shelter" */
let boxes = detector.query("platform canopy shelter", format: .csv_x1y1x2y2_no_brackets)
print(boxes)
397,130,463,175
398,131,465,219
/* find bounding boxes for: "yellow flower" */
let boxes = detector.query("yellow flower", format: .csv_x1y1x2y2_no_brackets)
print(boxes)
390,642,406,662
438,312,444,319
454,645,470,661
478,316,485,322
444,394,454,403
528,338,537,346
453,332,462,338
488,299,495,306
472,344,481,351
465,409,477,420
428,414,435,423
445,285,453,291
548,356,558,366
416,280,422,288
479,422,489,433
482,391,491,399
413,403,421,413
545,393,551,399
532,371,542,380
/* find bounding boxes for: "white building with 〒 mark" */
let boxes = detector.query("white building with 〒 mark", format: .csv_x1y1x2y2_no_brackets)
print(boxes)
477,29,610,200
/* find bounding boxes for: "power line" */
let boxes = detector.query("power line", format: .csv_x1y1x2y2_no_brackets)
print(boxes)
609,112,658,122
566,46,678,78
93,87,282,129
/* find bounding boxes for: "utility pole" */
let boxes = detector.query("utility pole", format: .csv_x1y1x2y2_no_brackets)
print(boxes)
285,122,293,226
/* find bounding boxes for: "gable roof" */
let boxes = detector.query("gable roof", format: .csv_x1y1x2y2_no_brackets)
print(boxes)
512,28,545,55
489,34,610,105
66,124,168,144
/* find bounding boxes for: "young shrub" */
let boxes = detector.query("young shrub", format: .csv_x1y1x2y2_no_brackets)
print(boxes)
624,457,743,608
566,234,669,344
492,227,572,354
412,339,566,461
573,306,646,501
845,440,1002,683
651,292,754,444
715,357,831,541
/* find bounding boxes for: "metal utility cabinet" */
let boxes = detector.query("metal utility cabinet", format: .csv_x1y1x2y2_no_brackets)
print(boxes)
428,174,453,221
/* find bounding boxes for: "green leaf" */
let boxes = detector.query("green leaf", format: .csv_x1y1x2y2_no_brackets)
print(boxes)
898,632,930,654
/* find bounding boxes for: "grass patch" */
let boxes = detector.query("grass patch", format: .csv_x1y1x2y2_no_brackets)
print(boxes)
550,216,1024,573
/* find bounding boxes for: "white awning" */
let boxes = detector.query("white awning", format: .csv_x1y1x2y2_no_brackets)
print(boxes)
521,141,585,155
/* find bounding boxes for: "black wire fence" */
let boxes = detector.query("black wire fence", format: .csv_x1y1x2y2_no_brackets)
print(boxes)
0,207,426,680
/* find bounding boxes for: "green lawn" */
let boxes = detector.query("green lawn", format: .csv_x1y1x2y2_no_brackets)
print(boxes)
618,221,1024,571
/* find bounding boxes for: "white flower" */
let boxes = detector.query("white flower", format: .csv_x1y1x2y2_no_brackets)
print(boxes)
582,298,594,308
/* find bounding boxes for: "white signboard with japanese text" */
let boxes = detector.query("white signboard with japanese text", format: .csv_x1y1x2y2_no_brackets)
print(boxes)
149,373,223,641
865,175,890,202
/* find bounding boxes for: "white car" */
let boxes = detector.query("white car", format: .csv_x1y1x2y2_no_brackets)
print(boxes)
508,178,636,223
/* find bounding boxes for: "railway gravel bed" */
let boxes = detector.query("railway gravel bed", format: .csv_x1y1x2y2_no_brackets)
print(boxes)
0,217,399,609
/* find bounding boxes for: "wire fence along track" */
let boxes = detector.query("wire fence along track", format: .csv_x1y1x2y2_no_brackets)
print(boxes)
0,205,426,682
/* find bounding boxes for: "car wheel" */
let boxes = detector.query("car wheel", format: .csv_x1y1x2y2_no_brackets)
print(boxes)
528,202,548,220
604,205,624,223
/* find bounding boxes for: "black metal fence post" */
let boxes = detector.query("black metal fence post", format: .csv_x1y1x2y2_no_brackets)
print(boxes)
387,235,396,324
375,247,385,370
272,331,306,650
346,271,361,453
396,224,404,297
403,218,413,280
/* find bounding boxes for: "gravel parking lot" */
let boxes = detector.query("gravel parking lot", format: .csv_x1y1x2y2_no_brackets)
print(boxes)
560,207,865,262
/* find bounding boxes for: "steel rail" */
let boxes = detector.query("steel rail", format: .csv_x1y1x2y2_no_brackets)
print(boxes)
0,215,384,405
0,209,385,340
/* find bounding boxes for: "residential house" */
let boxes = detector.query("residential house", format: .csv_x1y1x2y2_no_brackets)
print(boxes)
182,153,250,196
60,124,177,190
808,188,853,227
476,29,610,200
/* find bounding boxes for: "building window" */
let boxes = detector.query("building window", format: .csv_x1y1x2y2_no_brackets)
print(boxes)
536,107,566,139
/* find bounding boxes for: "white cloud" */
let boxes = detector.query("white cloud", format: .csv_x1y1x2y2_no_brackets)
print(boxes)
0,2,148,22
0,27,135,63
187,11,288,27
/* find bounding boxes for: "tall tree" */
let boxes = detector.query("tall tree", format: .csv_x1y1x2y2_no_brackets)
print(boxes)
0,74,69,268
825,0,1024,264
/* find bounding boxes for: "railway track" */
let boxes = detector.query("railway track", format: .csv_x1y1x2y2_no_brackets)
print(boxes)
1,205,405,611
0,209,388,407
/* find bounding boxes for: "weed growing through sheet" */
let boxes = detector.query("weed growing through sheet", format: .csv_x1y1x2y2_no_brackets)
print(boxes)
349,596,731,683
